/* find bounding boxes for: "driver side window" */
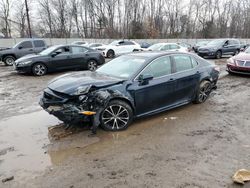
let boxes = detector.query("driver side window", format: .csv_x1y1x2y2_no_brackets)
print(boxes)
54,47,70,55
141,56,172,78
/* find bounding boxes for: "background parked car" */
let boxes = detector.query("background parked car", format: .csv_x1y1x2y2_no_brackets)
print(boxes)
198,39,241,59
95,40,141,58
138,42,152,49
177,42,192,52
146,43,189,52
87,43,104,49
13,45,105,76
0,39,47,66
72,41,89,46
193,40,209,53
227,46,250,75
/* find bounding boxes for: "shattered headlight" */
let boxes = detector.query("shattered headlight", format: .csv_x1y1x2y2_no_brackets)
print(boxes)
74,85,91,95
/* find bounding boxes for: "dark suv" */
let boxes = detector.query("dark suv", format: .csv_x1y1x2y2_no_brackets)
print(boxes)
0,39,47,66
198,39,241,59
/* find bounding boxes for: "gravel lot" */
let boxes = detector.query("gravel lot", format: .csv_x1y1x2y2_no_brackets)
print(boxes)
0,57,250,188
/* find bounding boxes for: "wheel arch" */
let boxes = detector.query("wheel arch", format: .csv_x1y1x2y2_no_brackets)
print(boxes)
3,54,17,59
108,97,135,115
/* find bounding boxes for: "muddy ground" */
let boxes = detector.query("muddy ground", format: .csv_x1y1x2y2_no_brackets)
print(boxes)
0,58,250,188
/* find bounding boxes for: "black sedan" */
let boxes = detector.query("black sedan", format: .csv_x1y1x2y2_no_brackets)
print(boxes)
40,52,219,134
14,45,105,76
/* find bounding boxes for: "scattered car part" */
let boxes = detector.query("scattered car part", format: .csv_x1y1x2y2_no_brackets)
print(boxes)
233,169,250,184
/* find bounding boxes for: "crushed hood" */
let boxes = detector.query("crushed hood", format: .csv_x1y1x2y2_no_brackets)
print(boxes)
48,71,123,95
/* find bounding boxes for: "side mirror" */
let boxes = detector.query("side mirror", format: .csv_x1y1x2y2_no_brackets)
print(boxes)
51,52,57,57
18,46,23,49
138,74,153,85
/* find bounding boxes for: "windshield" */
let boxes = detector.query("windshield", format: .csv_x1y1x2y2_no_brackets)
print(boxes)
207,39,225,46
39,46,59,55
245,47,250,53
148,43,163,51
96,55,147,79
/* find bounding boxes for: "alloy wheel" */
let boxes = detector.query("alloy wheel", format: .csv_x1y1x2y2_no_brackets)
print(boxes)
34,64,46,76
88,61,97,71
198,83,212,103
101,105,129,130
5,57,15,66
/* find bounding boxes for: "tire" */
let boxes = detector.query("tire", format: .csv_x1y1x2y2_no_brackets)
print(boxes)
194,80,212,104
87,60,98,71
106,50,115,58
215,51,222,59
100,100,133,131
3,55,16,66
234,50,239,56
32,63,47,76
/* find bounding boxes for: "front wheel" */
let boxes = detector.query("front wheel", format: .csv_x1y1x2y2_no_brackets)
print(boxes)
3,55,16,66
106,50,115,58
100,100,133,131
32,63,47,76
87,60,97,71
194,81,212,104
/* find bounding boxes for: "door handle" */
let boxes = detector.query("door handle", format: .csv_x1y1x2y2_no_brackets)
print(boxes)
169,78,174,81
29,49,33,51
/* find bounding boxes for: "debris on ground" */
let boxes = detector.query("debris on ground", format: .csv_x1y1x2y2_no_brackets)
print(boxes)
233,169,250,184
2,176,14,183
0,147,14,156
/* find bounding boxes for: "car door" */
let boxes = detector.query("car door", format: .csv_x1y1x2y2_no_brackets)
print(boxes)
70,46,88,68
129,55,176,116
33,40,46,53
15,41,34,58
171,54,200,103
227,40,238,54
49,46,73,70
221,40,231,54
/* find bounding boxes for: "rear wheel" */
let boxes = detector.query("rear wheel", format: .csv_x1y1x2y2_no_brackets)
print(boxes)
100,100,133,131
87,60,97,71
32,63,47,76
3,55,16,66
234,50,239,56
194,80,212,104
106,50,115,58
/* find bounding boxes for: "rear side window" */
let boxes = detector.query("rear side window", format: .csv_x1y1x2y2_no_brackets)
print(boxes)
34,40,45,47
20,41,32,48
71,46,88,54
142,56,172,78
172,55,193,72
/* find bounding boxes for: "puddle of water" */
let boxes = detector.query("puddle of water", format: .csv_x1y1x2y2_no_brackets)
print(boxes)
0,111,60,180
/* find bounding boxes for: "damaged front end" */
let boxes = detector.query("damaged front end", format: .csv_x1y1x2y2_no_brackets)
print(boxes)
39,85,117,127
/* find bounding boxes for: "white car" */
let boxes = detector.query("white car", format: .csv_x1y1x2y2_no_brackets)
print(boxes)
146,43,188,52
96,40,141,58
87,43,104,49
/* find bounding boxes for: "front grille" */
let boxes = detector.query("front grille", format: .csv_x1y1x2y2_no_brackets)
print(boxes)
44,91,61,101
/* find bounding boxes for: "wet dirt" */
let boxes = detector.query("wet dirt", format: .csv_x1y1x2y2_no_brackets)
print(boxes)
0,60,250,187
